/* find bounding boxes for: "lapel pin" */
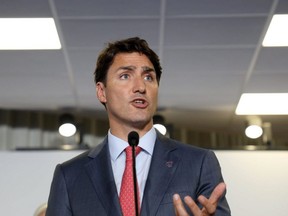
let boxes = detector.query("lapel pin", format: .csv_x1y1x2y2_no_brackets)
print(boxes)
166,161,173,168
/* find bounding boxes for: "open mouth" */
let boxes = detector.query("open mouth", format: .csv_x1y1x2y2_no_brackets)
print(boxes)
132,98,148,108
134,99,145,104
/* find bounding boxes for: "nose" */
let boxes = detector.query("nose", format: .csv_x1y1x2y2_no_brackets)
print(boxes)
133,76,146,93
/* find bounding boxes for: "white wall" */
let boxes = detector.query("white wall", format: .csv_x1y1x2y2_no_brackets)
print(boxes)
0,151,82,216
0,150,287,216
215,151,288,216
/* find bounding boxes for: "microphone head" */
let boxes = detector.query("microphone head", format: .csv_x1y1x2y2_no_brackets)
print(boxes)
128,131,139,147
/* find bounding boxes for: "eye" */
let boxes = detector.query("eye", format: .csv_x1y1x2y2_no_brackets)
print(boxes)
144,73,155,82
144,76,152,81
120,74,129,80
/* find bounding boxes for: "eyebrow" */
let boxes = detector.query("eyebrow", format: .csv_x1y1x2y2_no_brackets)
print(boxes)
117,65,135,71
117,65,155,73
142,66,155,73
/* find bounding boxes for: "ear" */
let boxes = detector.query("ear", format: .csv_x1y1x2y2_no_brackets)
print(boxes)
96,82,107,103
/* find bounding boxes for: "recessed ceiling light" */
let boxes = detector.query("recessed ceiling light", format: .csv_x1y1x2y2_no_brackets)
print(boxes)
236,93,288,115
0,18,61,50
262,14,288,47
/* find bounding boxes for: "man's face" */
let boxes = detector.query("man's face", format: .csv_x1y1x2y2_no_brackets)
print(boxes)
96,52,159,130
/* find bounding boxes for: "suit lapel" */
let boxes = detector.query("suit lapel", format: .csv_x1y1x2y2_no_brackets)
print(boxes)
141,133,181,216
84,138,122,216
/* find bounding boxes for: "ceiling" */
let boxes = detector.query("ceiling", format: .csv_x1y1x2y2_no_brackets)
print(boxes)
1,0,288,142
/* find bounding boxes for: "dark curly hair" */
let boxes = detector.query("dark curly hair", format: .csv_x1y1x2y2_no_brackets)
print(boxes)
94,37,162,85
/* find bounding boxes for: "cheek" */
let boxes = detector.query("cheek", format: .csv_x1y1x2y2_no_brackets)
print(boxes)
107,88,125,104
151,87,159,101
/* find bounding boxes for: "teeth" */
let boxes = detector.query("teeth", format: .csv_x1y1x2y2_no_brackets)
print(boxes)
135,100,144,104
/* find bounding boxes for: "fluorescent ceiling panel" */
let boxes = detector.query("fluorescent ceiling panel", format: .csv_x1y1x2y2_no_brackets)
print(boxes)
0,18,61,50
262,14,288,47
236,93,288,115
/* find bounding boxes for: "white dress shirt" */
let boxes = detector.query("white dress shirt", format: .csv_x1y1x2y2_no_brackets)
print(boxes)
108,128,156,205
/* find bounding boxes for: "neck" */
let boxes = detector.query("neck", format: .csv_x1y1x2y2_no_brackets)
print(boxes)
109,122,153,141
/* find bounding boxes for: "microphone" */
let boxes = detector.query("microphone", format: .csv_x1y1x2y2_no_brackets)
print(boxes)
128,131,139,147
127,131,140,216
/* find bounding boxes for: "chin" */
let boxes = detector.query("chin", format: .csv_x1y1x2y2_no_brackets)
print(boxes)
130,118,152,129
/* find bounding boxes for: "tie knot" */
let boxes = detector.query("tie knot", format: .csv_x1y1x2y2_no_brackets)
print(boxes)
125,146,141,160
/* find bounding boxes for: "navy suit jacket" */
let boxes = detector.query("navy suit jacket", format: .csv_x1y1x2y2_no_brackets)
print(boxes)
46,132,231,216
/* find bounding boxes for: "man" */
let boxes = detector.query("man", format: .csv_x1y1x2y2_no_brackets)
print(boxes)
46,37,230,216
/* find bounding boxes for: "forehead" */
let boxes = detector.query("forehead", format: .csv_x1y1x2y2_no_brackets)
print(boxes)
111,52,154,68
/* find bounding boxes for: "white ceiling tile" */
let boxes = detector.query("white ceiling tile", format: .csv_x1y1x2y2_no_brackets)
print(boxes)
67,49,101,76
55,0,161,17
166,0,273,16
0,51,67,76
162,48,254,75
164,17,266,46
159,74,244,109
245,74,288,93
0,76,75,110
276,0,288,13
0,0,51,17
254,48,288,74
60,19,159,48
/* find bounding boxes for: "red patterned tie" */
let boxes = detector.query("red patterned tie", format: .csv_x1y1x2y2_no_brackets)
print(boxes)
119,146,141,216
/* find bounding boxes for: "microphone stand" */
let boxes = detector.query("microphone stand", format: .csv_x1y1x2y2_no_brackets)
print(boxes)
132,145,139,216
128,131,140,216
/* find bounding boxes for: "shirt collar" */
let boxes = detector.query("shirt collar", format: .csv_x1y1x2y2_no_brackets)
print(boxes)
108,127,156,162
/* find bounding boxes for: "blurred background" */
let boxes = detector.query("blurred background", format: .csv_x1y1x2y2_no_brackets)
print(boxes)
1,0,288,150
